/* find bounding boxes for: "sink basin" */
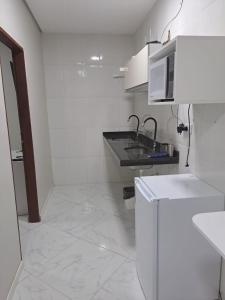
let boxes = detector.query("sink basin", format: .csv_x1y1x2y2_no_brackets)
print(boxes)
125,145,149,154
124,146,150,159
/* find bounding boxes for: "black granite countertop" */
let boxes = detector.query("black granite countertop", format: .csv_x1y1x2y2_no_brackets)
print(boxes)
103,131,179,167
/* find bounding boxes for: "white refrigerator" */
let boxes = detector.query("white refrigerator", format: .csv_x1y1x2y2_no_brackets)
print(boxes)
135,174,224,300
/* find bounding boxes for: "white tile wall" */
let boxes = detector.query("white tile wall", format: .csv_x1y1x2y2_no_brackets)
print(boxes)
43,34,135,184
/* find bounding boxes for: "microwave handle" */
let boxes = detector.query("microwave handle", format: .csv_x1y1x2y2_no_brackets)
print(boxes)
163,56,168,99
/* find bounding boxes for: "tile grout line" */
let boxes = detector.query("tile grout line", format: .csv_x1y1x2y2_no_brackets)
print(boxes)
23,238,127,300
42,219,135,261
74,233,136,261
21,221,130,278
17,184,137,299
89,259,129,300
40,218,135,261
20,269,72,300
21,211,135,265
42,193,125,220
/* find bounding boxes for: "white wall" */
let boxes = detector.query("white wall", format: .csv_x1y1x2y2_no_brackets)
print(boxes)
0,0,53,209
0,41,28,215
0,42,21,150
43,34,135,184
0,62,21,300
134,0,225,296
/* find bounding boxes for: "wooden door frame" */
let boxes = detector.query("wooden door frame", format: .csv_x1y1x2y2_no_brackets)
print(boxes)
0,26,40,223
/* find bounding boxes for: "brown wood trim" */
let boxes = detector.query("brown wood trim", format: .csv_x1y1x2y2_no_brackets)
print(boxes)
0,26,40,223
0,27,22,54
13,52,40,222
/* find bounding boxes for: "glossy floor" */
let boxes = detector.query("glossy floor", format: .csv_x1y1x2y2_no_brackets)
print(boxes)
13,183,145,300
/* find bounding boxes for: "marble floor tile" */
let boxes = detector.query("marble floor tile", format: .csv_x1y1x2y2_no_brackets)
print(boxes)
22,224,75,276
48,183,127,217
18,217,42,259
42,185,93,221
43,200,108,235
17,269,30,283
14,183,144,300
86,183,123,198
85,183,129,216
50,185,89,204
77,211,135,259
18,217,41,234
20,231,30,259
42,195,76,221
18,218,30,236
12,274,70,300
92,260,145,300
41,239,125,300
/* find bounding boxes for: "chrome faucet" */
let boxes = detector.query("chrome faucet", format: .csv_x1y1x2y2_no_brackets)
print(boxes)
127,114,140,139
142,117,158,150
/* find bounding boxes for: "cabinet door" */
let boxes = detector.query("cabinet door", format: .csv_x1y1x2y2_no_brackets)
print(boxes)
125,55,136,90
135,178,158,300
125,46,148,90
134,45,148,87
0,61,21,300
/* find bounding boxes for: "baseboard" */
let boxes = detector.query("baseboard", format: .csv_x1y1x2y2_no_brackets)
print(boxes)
7,261,24,300
40,186,54,219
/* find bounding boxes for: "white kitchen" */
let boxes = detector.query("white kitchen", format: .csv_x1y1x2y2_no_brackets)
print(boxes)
1,0,225,300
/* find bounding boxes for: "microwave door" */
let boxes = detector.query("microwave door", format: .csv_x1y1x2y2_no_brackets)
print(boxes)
149,57,167,100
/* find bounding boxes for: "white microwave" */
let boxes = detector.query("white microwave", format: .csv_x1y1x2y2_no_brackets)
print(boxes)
149,52,175,102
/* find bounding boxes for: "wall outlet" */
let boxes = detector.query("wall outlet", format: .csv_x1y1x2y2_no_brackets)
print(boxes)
177,123,193,136
177,123,188,134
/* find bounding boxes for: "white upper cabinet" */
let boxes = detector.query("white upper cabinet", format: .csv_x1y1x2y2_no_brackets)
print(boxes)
125,45,148,92
148,36,225,105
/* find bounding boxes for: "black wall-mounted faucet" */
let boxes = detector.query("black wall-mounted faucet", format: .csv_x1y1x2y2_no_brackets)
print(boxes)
143,117,158,149
128,114,140,138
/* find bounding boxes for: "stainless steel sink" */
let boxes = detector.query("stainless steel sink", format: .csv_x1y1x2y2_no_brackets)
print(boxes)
124,145,150,159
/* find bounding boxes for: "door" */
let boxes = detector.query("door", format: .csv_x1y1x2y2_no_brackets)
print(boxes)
135,178,158,300
0,27,40,223
0,41,28,216
0,61,21,299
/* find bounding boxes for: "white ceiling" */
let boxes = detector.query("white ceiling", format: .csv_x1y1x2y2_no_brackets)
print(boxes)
25,0,156,34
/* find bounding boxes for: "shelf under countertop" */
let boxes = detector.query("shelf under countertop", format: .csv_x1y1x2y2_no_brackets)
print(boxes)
11,150,24,162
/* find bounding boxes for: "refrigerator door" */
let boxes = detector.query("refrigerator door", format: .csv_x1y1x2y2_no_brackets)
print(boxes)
135,178,159,300
157,196,223,300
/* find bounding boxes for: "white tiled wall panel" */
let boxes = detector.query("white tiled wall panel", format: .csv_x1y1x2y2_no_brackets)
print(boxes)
43,34,135,184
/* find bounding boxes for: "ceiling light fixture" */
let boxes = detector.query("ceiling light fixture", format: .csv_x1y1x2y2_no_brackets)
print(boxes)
91,55,103,61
